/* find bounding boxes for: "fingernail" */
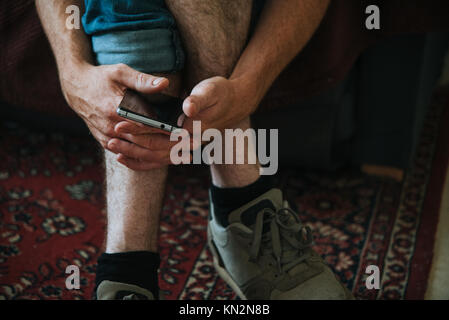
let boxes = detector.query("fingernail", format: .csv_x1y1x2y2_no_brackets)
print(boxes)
152,78,165,86
177,114,186,127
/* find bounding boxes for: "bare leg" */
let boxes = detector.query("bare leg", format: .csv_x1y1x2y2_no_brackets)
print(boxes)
104,152,167,253
104,75,180,254
105,0,259,253
210,118,261,188
166,0,261,188
166,0,252,87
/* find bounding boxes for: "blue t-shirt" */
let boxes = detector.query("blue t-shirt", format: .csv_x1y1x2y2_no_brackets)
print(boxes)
82,0,175,35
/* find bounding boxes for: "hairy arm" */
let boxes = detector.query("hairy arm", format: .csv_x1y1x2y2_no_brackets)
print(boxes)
232,0,331,113
36,0,170,169
36,0,94,79
183,0,330,128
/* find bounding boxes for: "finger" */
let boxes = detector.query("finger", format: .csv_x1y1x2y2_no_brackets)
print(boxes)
115,121,168,135
86,122,113,150
83,111,119,138
183,81,219,118
111,63,169,94
117,133,191,151
117,154,165,171
108,138,171,163
177,113,186,127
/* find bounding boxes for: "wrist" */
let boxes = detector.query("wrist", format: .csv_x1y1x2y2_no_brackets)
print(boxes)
57,59,95,104
229,76,260,117
59,57,93,76
58,59,96,92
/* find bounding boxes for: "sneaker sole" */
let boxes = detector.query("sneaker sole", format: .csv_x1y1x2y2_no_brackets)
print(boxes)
207,225,248,300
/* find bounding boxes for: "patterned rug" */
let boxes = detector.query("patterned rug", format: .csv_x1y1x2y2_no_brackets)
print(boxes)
0,88,448,300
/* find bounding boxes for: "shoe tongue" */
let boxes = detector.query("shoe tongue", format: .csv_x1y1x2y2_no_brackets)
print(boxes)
228,188,283,227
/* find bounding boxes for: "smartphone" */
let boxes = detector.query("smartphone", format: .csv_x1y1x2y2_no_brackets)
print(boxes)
117,89,184,134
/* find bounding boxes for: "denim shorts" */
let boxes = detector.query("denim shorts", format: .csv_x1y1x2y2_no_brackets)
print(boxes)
82,0,266,74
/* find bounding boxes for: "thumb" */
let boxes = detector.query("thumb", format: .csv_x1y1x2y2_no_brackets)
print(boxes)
111,64,169,94
183,81,218,118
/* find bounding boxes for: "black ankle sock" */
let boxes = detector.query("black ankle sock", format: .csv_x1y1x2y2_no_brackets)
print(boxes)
210,175,275,226
95,251,160,299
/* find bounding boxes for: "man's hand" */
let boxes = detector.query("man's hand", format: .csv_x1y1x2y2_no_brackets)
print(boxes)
107,128,192,170
60,63,168,149
36,0,175,170
108,76,255,170
115,76,256,140
182,76,255,134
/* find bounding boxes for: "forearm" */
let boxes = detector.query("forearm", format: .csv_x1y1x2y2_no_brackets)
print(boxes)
36,0,93,74
230,0,330,112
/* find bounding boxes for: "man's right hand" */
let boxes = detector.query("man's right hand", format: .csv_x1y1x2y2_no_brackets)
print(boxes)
59,62,169,149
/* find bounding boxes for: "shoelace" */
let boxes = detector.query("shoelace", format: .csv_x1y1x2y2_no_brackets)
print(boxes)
249,203,313,274
122,293,149,300
123,293,140,300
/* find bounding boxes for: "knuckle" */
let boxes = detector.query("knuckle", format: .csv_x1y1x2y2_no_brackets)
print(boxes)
204,81,218,94
110,63,126,77
135,72,147,89
116,63,127,71
106,107,118,119
103,125,116,138
99,138,109,149
85,112,97,124
145,137,155,150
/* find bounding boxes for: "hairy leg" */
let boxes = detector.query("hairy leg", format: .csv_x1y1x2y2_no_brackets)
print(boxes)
105,74,180,254
166,0,252,88
210,117,261,188
104,152,168,253
106,0,257,253
166,0,261,188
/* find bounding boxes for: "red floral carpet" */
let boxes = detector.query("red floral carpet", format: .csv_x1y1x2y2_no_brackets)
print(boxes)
0,89,448,300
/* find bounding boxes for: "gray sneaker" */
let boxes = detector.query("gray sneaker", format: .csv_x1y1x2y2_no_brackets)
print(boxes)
96,280,157,300
207,188,354,300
